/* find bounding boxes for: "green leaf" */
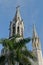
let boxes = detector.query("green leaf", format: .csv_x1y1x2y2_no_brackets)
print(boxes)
13,37,31,49
0,55,5,64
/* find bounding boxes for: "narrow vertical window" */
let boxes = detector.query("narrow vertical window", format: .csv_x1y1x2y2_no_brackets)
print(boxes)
21,28,23,36
17,26,19,34
13,24,15,36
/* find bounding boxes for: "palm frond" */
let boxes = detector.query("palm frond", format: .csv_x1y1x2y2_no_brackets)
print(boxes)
0,55,5,64
13,37,31,49
21,50,37,61
0,35,36,65
14,48,31,65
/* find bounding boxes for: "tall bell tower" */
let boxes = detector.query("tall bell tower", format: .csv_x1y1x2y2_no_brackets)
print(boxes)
32,24,43,65
9,6,24,38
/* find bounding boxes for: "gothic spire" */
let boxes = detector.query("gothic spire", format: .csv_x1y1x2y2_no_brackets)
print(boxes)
13,6,22,22
33,24,38,38
9,6,24,38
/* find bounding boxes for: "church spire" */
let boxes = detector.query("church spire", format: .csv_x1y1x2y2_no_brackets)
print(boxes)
33,24,38,38
32,24,42,50
32,24,43,65
9,6,24,38
13,6,22,22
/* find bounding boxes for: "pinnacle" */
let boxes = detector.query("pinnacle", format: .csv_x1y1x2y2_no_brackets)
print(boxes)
33,24,38,38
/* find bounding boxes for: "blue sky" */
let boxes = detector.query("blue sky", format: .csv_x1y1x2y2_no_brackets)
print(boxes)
0,0,43,55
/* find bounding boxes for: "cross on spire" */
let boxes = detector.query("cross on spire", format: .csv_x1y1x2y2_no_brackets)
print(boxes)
16,5,20,9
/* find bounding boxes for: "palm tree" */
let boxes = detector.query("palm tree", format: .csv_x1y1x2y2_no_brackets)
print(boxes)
0,35,36,65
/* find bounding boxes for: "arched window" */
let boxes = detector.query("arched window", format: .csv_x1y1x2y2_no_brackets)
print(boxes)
17,26,19,34
13,24,15,36
34,43,36,47
21,28,23,36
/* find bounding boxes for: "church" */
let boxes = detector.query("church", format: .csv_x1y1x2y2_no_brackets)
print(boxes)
9,6,43,65
1,6,43,65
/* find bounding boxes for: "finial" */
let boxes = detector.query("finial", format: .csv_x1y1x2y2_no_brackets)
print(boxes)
16,5,20,10
33,24,36,32
33,24,38,38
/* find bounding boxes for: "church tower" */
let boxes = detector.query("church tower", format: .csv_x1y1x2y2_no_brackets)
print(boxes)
9,6,24,38
32,24,43,65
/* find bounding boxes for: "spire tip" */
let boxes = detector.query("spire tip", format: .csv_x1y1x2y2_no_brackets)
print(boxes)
16,5,20,9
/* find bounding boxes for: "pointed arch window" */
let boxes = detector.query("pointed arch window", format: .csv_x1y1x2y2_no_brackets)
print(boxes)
13,24,15,36
17,26,19,34
34,43,36,47
21,28,23,36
